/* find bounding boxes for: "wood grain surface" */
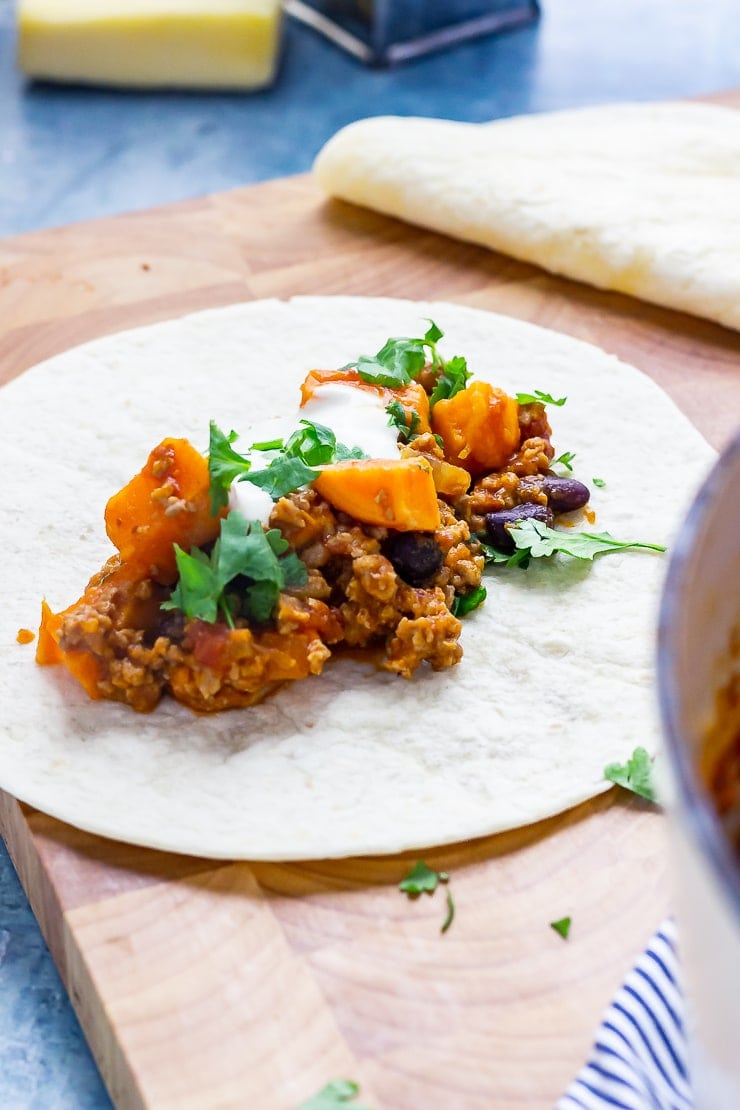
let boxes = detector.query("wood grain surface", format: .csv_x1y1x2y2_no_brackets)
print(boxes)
1,93,740,1109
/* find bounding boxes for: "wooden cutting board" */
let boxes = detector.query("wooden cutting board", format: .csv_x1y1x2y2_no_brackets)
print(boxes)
2,92,740,1109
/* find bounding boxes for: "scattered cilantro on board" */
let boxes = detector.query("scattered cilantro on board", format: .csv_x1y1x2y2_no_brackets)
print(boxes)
399,861,455,934
297,1079,369,1110
441,889,456,934
550,916,572,940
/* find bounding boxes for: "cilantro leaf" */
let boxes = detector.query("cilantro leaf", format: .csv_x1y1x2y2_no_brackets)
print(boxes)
386,400,421,444
244,456,320,500
550,916,572,940
515,390,567,407
161,511,307,627
284,420,338,467
242,420,366,500
350,320,470,405
208,421,251,514
251,437,284,452
507,519,666,562
281,549,311,587
424,319,444,345
552,451,576,473
428,354,471,406
243,578,280,623
333,442,367,462
604,746,657,802
216,512,273,585
162,544,221,624
353,336,427,388
478,537,530,569
451,586,487,617
441,889,455,934
592,477,606,488
477,539,508,564
297,1079,369,1110
210,418,367,508
399,860,449,896
399,861,455,934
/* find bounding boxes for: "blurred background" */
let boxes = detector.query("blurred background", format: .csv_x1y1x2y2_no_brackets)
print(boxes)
0,1,738,1106
1,0,739,235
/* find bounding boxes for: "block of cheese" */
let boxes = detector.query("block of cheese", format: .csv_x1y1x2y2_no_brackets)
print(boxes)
18,0,282,90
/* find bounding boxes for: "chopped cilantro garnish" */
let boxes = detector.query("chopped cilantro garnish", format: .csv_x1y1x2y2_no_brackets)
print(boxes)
604,746,657,802
399,861,454,933
297,1079,368,1110
284,420,343,466
592,477,607,488
477,539,503,564
485,519,666,568
161,510,307,628
350,320,470,404
246,419,366,498
552,451,576,473
451,586,487,617
207,422,252,513
550,916,572,940
250,437,284,452
515,390,567,407
209,419,366,508
386,400,420,443
354,335,428,388
428,354,471,406
246,456,320,500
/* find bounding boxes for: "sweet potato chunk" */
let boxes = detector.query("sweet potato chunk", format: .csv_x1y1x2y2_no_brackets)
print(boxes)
105,438,220,581
36,600,63,665
432,381,521,474
313,458,441,531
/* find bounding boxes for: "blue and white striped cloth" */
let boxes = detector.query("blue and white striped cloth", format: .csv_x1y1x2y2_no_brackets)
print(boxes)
558,919,693,1110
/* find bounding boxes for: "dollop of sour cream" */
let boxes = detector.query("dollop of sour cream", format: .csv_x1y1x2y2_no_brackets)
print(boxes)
229,380,400,525
229,481,274,525
301,381,400,462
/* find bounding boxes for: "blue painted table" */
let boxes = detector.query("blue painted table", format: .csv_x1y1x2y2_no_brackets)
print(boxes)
0,0,738,1105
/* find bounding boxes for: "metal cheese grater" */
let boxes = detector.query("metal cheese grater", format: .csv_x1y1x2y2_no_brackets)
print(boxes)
285,0,540,65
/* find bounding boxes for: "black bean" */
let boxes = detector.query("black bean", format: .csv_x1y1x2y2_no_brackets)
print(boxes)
542,476,591,513
385,532,444,586
485,503,554,553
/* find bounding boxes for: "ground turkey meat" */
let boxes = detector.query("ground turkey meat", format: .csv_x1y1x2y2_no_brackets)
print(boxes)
56,489,482,713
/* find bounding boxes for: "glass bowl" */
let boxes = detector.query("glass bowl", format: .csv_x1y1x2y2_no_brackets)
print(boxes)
657,429,740,1108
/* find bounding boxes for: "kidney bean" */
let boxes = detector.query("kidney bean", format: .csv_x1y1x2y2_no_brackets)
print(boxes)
485,503,554,553
385,532,444,586
542,476,591,513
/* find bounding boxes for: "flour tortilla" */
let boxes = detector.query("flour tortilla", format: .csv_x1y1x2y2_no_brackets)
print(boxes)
314,103,740,332
0,297,714,859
